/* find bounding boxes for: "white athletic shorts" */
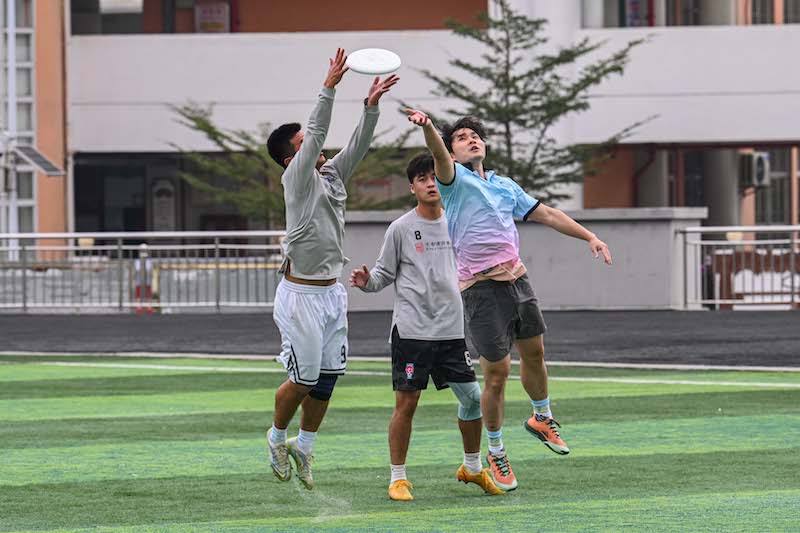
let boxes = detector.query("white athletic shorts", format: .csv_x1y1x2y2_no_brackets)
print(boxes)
273,278,348,386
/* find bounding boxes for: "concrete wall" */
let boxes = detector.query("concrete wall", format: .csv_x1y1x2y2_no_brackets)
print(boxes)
344,207,707,312
69,23,800,153
67,30,484,153
572,25,800,144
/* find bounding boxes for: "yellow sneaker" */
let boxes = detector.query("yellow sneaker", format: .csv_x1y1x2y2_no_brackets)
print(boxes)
457,464,505,495
388,479,414,501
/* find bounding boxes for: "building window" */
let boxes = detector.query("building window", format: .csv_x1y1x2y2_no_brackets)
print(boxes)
666,0,701,25
0,0,36,233
786,0,800,23
755,150,790,224
751,0,775,24
72,0,144,35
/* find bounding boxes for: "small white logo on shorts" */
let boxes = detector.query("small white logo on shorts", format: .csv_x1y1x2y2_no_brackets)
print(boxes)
405,363,415,380
464,351,473,368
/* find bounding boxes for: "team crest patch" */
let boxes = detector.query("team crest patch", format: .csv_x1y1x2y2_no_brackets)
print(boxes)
405,363,415,380
415,243,425,253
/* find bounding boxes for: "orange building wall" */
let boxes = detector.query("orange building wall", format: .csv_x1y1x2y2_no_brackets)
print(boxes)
583,149,636,208
145,0,487,33
35,0,67,233
236,0,487,32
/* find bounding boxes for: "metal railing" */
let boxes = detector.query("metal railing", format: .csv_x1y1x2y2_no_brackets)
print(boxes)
680,225,799,310
0,231,285,313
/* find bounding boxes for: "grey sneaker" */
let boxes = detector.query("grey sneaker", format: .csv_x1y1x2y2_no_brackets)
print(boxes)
267,428,292,481
286,437,315,490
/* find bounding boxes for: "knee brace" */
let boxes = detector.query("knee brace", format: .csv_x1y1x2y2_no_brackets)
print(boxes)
449,381,482,421
308,374,338,401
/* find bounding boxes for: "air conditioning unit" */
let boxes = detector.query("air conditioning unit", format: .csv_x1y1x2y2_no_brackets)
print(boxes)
739,152,771,188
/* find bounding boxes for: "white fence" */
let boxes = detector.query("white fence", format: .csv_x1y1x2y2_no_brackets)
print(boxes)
0,231,285,313
680,226,799,310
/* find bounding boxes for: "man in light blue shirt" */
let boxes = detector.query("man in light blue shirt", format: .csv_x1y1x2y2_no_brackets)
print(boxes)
405,108,613,491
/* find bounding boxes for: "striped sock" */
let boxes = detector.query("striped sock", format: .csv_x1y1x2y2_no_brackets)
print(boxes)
296,429,317,455
532,397,552,419
487,428,504,455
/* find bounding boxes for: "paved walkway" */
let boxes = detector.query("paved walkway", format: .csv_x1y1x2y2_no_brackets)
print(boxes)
1,311,798,366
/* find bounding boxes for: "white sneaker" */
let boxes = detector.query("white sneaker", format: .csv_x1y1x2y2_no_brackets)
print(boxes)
267,428,291,481
286,437,315,490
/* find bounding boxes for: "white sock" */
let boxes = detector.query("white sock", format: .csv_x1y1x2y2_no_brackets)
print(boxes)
270,424,287,446
488,443,505,455
296,429,317,455
464,452,482,474
390,464,407,484
537,409,553,419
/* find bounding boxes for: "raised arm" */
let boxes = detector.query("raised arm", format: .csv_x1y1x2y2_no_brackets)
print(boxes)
326,75,399,183
530,204,613,265
405,109,455,184
349,225,400,292
283,49,348,195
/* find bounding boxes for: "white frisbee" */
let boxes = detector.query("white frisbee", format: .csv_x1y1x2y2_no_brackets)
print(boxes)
346,48,402,75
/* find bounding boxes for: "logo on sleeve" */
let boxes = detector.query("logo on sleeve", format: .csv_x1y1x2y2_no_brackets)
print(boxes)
405,363,415,380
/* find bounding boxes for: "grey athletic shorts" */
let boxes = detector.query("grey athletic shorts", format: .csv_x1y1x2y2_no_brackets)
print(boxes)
461,273,546,362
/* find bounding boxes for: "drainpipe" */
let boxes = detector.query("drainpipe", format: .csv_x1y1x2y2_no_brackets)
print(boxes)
230,0,239,32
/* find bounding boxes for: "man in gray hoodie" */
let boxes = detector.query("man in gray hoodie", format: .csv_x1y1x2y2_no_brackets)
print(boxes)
265,48,398,490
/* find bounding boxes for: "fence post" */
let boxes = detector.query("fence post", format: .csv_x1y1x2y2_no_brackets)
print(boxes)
21,240,27,312
137,243,149,314
682,230,688,310
214,237,221,312
791,233,797,309
117,238,124,311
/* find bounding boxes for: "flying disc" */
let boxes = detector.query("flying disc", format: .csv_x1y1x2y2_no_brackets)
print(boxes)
345,48,402,75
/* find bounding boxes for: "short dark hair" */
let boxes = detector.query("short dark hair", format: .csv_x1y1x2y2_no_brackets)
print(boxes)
267,123,301,168
440,116,487,153
406,152,435,183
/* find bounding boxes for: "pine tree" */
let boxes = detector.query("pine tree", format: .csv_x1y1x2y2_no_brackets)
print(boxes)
170,103,414,229
417,0,650,204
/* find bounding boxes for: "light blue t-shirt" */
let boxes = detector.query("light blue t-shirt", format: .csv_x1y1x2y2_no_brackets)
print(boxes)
437,162,539,280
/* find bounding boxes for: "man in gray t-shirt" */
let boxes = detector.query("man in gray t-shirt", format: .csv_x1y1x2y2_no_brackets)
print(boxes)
265,48,398,490
350,153,503,502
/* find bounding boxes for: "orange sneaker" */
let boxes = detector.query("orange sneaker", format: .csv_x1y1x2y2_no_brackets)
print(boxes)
388,479,414,501
457,464,505,495
486,451,517,491
524,413,570,455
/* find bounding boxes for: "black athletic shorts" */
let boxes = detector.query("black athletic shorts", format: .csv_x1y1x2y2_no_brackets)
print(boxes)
391,326,477,391
461,273,547,362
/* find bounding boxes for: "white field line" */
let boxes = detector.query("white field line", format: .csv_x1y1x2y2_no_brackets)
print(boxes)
36,361,800,389
3,351,800,372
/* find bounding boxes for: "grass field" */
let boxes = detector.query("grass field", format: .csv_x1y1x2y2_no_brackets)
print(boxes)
1,354,799,532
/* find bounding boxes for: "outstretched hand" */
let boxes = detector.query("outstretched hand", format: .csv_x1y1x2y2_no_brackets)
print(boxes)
589,238,613,265
324,48,349,89
366,75,399,106
404,108,430,127
349,264,371,288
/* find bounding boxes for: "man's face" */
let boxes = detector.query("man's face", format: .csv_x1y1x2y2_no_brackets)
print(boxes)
287,130,326,169
410,170,441,205
450,127,485,166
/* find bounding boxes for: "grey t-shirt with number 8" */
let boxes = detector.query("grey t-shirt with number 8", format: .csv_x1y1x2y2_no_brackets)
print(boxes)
360,208,464,341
